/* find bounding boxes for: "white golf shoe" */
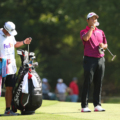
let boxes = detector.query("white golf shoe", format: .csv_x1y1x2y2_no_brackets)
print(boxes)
94,105,105,112
81,107,91,112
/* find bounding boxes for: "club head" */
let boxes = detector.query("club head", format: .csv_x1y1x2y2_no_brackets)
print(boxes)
112,55,116,61
32,62,38,67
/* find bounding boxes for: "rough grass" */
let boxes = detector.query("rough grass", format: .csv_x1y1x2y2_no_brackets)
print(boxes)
0,97,120,120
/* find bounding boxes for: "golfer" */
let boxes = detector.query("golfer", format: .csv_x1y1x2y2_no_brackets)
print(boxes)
0,21,31,115
80,12,108,112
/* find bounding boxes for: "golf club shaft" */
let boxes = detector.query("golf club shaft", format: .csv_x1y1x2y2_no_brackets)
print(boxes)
107,48,114,56
28,44,29,62
28,37,32,62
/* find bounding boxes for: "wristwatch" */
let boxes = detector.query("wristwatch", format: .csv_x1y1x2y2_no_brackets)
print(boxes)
23,40,25,45
91,26,95,30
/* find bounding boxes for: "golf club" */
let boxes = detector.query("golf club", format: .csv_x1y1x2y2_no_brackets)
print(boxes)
28,37,32,62
106,48,116,61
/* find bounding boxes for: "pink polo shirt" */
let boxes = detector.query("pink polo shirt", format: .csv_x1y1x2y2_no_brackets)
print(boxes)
80,26,107,58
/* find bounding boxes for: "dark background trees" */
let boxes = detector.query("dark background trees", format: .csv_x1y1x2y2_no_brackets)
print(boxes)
0,0,120,96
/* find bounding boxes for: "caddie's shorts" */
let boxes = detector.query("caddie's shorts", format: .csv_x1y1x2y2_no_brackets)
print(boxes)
5,74,16,87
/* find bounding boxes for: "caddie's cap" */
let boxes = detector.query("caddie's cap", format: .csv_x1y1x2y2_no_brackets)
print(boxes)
4,21,17,36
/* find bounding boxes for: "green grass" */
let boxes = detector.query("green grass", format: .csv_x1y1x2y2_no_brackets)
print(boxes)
103,97,120,103
0,97,120,120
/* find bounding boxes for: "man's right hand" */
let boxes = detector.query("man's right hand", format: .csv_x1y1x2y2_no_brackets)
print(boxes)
90,21,96,30
83,22,95,41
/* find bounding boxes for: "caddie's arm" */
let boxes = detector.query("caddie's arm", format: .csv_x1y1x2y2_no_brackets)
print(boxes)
14,38,32,48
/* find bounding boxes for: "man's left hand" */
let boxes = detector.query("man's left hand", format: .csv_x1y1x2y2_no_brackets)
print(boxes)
99,43,108,49
24,37,32,44
99,43,104,48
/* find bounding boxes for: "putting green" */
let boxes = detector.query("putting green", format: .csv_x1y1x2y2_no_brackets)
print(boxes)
0,97,120,120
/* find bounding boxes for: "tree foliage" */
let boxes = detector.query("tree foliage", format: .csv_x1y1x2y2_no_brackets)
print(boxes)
0,0,120,95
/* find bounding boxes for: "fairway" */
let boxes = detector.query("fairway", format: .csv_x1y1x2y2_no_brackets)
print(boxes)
0,97,120,120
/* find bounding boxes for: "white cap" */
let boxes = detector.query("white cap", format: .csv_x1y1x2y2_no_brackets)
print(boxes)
87,12,99,19
4,21,17,36
57,78,63,83
42,78,48,82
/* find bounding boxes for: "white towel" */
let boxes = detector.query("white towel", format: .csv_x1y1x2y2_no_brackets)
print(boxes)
22,72,40,94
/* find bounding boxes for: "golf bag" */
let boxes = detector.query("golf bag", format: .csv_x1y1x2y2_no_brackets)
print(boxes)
12,49,42,115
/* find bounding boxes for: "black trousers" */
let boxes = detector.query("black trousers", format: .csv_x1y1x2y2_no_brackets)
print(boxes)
81,56,105,108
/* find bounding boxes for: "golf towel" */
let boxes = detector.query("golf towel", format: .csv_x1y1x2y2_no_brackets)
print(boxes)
22,72,40,94
0,58,10,97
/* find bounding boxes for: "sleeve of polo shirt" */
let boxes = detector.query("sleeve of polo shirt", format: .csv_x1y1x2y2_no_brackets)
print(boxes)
80,30,85,41
102,31,107,44
13,37,17,45
80,30,86,46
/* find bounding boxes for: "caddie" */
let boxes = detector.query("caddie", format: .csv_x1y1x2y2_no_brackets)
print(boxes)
0,21,31,115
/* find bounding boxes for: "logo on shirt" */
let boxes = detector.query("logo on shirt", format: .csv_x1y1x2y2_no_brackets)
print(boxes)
96,30,101,33
4,43,13,49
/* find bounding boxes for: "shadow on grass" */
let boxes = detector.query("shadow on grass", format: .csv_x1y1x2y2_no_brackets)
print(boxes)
37,112,81,114
0,113,35,117
35,109,92,114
